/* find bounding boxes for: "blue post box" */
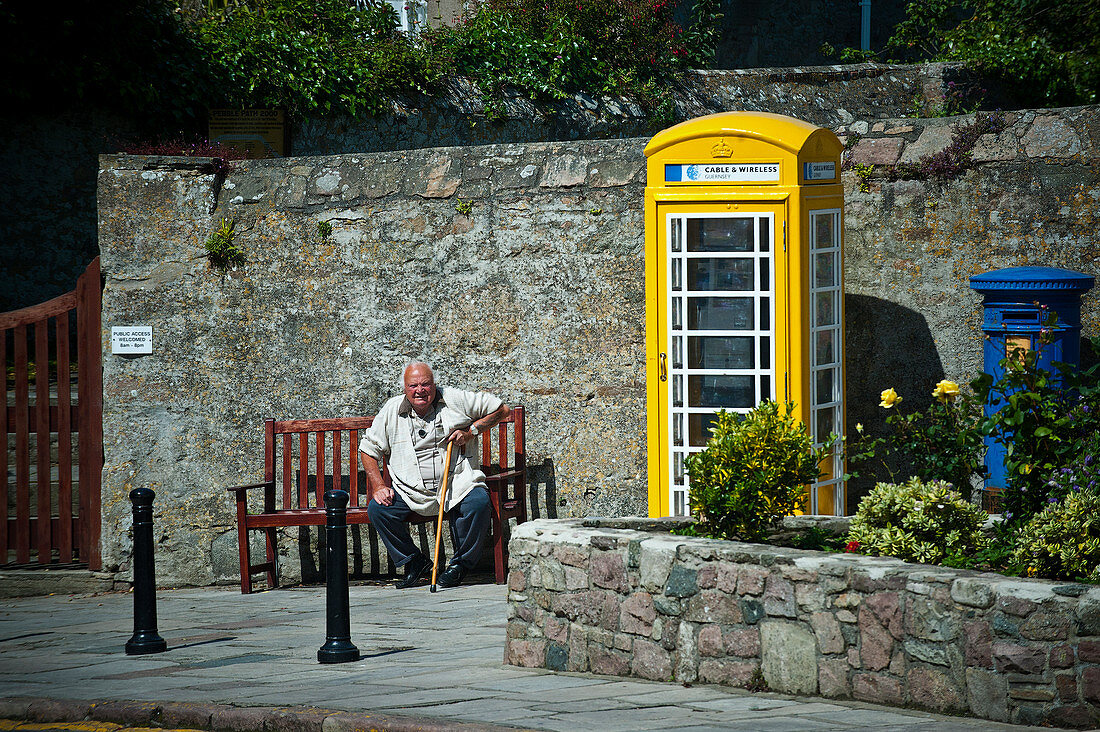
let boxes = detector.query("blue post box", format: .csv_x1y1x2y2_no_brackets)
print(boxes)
969,266,1095,496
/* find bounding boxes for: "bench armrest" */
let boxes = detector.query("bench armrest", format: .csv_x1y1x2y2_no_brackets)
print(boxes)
226,480,275,494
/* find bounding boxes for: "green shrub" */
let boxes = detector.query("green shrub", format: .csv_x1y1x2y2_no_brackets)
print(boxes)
681,401,833,542
847,477,988,564
1012,491,1100,581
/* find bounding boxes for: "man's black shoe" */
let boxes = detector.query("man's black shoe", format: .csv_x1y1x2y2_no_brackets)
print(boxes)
395,554,432,589
436,563,466,588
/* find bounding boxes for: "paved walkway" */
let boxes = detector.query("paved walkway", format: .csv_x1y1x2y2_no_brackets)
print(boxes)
0,579,1073,732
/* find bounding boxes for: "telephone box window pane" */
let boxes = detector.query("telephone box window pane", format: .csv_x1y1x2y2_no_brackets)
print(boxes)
759,262,770,291
760,298,771,330
689,413,720,446
687,218,753,252
815,252,835,288
689,297,753,330
688,258,754,291
674,452,685,484
816,330,835,364
759,217,770,252
674,413,683,446
816,407,836,442
760,374,771,400
672,259,682,291
815,214,834,249
689,375,755,408
673,375,683,407
816,368,836,404
671,218,682,252
815,291,836,326
672,336,683,369
672,297,682,330
689,336,753,369
760,336,771,369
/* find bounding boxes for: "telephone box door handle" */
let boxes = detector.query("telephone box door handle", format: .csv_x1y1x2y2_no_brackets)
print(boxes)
659,352,668,382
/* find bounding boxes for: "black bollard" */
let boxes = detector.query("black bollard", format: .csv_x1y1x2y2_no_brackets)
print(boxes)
125,487,167,655
317,489,360,663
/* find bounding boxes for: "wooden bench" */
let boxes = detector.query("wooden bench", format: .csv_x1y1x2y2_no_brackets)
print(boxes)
228,407,526,594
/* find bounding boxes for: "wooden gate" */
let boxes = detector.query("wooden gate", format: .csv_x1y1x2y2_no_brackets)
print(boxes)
2,257,102,569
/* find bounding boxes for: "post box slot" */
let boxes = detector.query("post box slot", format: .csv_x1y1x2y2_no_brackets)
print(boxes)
1000,310,1041,325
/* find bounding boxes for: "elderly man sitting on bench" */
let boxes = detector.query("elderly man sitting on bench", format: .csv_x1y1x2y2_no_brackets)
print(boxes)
359,362,511,589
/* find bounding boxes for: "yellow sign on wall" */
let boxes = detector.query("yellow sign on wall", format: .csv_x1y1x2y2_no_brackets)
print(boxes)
209,109,285,158
643,112,846,518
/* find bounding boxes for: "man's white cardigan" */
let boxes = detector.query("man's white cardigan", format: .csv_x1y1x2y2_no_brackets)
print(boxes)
358,387,504,515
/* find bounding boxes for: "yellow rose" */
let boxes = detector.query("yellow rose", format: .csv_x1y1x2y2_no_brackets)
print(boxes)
932,379,960,403
879,387,902,409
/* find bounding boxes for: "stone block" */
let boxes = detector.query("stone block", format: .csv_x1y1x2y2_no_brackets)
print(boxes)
818,657,850,697
763,574,797,618
554,544,590,567
1048,705,1100,729
676,619,699,683
993,641,1045,675
848,137,904,167
638,538,677,592
567,622,589,672
685,590,743,625
698,624,724,657
620,592,657,636
950,578,993,608
905,597,956,642
654,594,682,616
859,604,895,671
698,659,757,687
741,597,765,624
810,611,844,654
966,668,1009,723
898,123,956,164
737,565,768,595
1022,115,1083,159
997,594,1037,618
27,699,92,722
992,613,1021,639
865,591,902,638
1056,672,1079,702
665,565,698,598
540,154,587,187
1021,610,1070,641
697,564,717,589
546,642,569,671
632,638,673,681
1050,643,1075,668
544,614,569,643
588,644,631,676
852,673,904,706
1008,686,1054,702
508,569,526,591
212,706,271,732
506,638,546,667
564,566,589,591
908,667,963,712
591,551,628,592
716,563,738,594
905,639,949,667
796,583,827,613
724,627,761,658
964,620,993,668
1076,599,1100,636
1079,639,1100,662
1083,667,1100,703
760,621,818,695
539,560,567,591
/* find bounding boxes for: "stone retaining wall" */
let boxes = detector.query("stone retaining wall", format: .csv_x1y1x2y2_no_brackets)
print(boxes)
505,519,1100,728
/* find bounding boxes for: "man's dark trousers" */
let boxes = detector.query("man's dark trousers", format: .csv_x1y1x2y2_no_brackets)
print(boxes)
367,486,491,570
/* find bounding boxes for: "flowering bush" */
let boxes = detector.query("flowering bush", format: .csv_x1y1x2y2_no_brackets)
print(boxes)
973,314,1100,521
681,401,833,542
1011,490,1100,581
849,381,986,499
846,477,989,564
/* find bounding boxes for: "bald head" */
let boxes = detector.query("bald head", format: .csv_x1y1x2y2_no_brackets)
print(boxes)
403,362,437,417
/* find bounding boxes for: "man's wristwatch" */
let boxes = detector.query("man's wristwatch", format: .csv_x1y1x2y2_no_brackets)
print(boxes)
468,422,480,437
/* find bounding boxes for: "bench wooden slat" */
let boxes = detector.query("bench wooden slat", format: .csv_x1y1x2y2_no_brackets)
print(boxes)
230,407,527,593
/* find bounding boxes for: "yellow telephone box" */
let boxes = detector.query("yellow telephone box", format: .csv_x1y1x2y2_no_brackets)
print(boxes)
644,112,846,518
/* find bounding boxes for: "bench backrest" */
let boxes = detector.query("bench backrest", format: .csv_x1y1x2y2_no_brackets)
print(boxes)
263,407,525,511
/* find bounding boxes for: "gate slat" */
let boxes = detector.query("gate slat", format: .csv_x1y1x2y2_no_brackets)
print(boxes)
76,256,103,570
56,316,73,562
1,333,7,563
35,320,51,563
13,324,30,564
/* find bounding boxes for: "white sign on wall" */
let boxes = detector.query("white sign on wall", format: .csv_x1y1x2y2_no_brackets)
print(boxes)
111,326,153,355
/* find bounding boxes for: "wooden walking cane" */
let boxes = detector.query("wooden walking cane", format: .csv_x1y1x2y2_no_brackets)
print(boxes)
430,440,456,593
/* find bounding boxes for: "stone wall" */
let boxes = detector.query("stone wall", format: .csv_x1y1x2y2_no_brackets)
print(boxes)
505,519,1100,729
97,105,1100,586
7,63,989,312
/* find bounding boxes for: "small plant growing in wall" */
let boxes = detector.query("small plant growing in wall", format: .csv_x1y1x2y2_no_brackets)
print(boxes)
455,199,473,215
204,218,244,269
317,220,333,240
